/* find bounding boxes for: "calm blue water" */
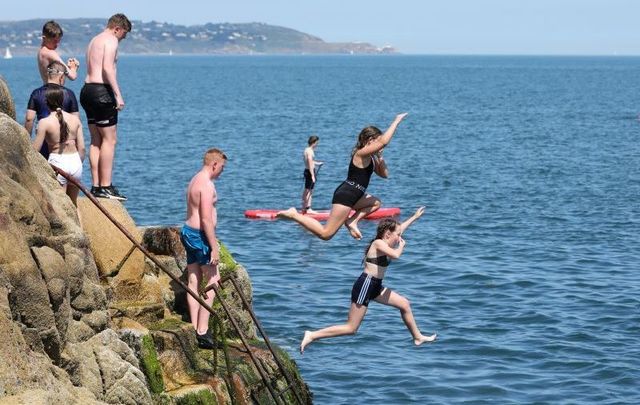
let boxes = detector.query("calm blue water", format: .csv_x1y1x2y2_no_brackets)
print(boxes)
2,55,639,404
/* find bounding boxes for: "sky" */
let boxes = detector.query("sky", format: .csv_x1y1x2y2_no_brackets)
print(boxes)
3,0,640,55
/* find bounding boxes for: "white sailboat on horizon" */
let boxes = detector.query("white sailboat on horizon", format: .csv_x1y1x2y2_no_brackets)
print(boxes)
4,47,12,59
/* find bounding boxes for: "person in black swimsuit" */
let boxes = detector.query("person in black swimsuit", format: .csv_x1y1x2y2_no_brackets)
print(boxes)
278,113,408,240
300,207,436,353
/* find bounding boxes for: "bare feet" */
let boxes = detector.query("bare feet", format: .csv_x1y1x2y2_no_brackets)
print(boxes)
344,222,362,240
276,207,297,219
300,331,313,354
305,209,319,214
414,333,437,346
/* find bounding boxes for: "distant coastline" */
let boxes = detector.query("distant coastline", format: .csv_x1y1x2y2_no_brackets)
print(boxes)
0,18,397,56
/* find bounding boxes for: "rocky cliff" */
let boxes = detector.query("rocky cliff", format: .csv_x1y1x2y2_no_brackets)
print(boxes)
0,76,311,404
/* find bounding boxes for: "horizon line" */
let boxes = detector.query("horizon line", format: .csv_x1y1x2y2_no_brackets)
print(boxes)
4,53,640,58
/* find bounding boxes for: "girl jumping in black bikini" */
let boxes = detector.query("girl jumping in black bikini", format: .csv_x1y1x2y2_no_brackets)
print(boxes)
300,206,436,353
277,113,408,240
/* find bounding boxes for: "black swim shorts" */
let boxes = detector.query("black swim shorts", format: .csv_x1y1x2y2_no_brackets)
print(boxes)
80,83,118,127
331,180,365,208
304,169,315,190
351,273,384,306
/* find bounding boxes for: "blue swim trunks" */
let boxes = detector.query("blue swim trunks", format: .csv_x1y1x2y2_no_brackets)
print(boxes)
180,224,211,265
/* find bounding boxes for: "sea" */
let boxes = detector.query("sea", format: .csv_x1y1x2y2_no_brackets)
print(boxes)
1,55,639,404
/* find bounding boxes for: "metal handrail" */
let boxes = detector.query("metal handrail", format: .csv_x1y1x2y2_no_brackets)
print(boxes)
204,276,303,403
51,165,304,405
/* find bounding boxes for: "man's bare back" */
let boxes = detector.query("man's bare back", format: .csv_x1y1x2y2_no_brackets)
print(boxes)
85,32,118,84
84,22,127,109
185,171,218,231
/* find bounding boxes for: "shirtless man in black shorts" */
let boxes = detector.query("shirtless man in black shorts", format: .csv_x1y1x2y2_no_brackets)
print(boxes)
80,14,131,200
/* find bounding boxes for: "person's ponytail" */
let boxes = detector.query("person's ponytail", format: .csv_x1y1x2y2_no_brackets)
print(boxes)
45,87,68,146
56,108,69,145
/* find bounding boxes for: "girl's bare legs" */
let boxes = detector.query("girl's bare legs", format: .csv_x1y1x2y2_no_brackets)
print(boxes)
374,288,437,345
300,303,368,353
344,194,381,240
67,183,80,206
277,204,352,240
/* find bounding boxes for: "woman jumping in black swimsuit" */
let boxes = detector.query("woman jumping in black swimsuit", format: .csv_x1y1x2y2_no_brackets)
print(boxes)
278,113,408,240
299,207,436,353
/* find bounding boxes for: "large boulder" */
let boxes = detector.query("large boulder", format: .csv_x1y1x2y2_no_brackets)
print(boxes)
0,100,152,402
63,329,153,405
78,198,164,310
1,113,79,363
0,244,100,405
1,76,311,403
0,77,15,120
77,198,145,279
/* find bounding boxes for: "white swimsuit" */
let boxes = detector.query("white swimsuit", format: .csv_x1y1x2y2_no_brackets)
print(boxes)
48,152,82,186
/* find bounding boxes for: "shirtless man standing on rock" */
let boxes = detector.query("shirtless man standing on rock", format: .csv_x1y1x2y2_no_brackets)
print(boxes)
180,148,227,349
80,13,131,201
37,20,79,84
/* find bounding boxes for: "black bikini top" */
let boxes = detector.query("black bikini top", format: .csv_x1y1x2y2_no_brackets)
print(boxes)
365,255,390,267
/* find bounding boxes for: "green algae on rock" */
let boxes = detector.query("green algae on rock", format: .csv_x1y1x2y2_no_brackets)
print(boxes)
141,334,165,394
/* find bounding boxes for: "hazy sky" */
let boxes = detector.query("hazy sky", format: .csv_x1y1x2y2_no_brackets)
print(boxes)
3,0,640,55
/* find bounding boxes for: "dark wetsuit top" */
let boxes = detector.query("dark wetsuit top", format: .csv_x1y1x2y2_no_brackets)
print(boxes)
331,158,374,207
27,83,79,119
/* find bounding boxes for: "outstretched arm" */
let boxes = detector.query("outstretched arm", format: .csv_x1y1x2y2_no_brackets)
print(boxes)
355,113,408,157
399,206,425,234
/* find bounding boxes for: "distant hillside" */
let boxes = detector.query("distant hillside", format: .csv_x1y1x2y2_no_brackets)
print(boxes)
0,19,397,56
